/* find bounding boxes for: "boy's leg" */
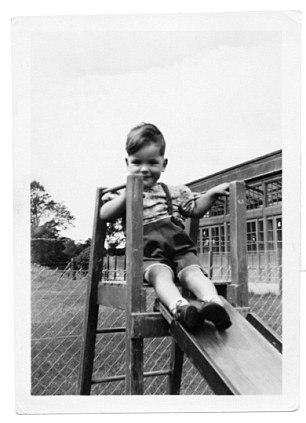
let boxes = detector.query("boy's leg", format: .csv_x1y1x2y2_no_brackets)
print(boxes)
144,264,199,330
178,265,222,304
145,264,182,310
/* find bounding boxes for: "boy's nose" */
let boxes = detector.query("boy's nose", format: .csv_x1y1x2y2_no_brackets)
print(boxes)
140,165,149,174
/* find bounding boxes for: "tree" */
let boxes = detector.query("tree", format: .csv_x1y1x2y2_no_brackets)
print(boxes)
31,181,75,238
31,237,68,268
74,241,91,270
62,238,89,260
31,181,75,267
105,218,126,255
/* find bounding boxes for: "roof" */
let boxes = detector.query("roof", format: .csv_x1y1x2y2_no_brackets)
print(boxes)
187,150,282,191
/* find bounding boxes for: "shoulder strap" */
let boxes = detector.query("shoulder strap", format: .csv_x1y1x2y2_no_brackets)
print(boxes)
159,183,173,216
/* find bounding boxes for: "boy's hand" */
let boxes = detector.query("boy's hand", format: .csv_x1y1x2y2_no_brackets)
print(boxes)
101,191,120,204
209,183,230,198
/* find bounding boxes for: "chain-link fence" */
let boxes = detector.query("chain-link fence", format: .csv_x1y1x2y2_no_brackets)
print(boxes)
202,251,282,337
31,252,282,395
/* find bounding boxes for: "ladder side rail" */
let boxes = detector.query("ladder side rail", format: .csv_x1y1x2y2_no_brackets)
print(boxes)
229,181,249,309
125,174,145,394
168,339,185,395
78,187,106,394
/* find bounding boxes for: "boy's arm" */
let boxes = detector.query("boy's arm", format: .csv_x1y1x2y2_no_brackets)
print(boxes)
190,183,229,218
100,191,126,222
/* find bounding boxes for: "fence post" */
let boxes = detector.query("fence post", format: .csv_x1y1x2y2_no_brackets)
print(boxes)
124,255,127,280
125,174,145,394
228,181,248,310
114,255,117,281
107,255,110,281
71,258,76,280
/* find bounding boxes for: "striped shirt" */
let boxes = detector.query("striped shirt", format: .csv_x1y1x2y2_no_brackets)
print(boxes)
143,183,198,226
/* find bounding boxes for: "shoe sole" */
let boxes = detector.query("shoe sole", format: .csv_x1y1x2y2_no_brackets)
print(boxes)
199,303,232,331
177,305,199,331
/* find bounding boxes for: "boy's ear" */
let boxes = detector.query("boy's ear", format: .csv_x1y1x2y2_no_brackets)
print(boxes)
162,158,168,171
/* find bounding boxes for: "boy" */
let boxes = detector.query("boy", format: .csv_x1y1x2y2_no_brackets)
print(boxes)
100,123,231,331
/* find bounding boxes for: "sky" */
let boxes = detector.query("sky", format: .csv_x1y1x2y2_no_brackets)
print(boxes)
30,18,282,241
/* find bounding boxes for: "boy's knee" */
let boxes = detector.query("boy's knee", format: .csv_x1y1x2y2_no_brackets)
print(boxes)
144,263,174,285
178,264,207,284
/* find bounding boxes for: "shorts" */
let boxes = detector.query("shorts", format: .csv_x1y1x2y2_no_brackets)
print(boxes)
143,217,205,280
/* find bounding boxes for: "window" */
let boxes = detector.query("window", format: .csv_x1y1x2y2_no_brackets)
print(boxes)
211,226,220,253
247,219,264,252
246,183,263,210
258,220,264,251
207,199,226,217
276,217,282,250
226,223,230,252
266,179,282,206
220,225,226,253
247,221,257,252
200,228,210,254
198,224,229,254
267,218,274,250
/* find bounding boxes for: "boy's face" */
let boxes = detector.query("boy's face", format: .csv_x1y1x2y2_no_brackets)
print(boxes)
125,143,168,188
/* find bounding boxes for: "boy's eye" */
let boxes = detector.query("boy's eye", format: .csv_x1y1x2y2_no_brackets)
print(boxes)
130,160,158,166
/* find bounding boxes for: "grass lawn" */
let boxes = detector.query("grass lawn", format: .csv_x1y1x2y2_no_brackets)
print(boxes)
31,266,282,395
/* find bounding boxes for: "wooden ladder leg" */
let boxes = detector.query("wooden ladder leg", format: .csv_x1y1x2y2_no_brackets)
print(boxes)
78,188,106,394
125,174,146,395
167,282,191,395
168,339,184,394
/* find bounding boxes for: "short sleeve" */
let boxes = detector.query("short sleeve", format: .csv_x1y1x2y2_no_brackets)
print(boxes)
178,185,197,217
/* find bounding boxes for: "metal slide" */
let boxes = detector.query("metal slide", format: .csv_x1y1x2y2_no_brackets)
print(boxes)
158,298,282,395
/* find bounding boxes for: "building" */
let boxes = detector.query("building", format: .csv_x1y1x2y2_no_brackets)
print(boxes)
187,150,282,293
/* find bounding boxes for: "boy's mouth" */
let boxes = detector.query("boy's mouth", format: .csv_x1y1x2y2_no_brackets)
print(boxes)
143,176,155,186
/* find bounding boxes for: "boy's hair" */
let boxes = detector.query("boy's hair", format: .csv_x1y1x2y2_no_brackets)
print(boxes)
126,123,166,155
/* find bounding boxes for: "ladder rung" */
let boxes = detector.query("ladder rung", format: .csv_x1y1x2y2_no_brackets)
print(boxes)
96,326,125,334
92,375,125,384
92,369,171,385
144,369,172,378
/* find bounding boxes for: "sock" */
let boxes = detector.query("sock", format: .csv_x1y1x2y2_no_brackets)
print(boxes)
169,297,189,315
200,295,223,307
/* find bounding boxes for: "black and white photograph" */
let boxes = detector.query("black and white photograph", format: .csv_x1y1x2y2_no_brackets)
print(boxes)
11,9,301,415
